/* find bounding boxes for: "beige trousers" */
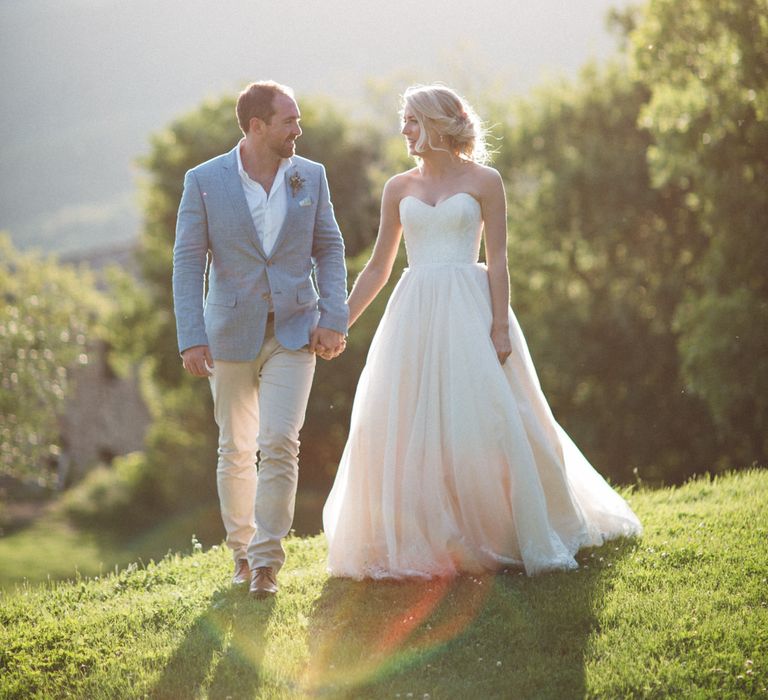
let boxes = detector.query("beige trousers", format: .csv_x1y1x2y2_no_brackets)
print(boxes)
208,321,315,572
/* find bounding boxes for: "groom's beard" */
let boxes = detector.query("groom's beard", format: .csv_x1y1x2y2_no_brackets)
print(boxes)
274,138,297,159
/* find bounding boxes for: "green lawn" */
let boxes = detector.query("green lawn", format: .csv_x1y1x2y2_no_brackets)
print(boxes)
1,470,766,699
0,506,212,590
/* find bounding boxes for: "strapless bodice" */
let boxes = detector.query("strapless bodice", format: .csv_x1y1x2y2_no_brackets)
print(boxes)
399,193,482,266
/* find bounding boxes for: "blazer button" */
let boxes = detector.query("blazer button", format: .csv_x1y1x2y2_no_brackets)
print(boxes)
262,292,271,301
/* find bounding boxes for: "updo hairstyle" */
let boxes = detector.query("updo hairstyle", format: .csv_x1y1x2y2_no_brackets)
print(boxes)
401,84,489,164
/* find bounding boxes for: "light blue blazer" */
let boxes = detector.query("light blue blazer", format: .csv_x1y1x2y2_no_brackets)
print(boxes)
172,148,349,361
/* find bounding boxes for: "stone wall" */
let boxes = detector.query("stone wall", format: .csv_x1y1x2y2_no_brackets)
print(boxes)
57,341,151,486
57,242,152,486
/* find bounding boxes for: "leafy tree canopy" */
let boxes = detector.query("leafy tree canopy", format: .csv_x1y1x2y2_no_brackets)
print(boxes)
0,234,107,485
632,0,768,462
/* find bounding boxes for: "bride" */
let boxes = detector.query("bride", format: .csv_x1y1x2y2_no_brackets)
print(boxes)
322,84,642,579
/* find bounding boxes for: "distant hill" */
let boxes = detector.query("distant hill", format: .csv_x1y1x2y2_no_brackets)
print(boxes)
61,240,141,284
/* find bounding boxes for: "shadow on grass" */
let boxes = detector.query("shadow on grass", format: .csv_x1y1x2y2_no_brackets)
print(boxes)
303,539,636,699
150,587,276,700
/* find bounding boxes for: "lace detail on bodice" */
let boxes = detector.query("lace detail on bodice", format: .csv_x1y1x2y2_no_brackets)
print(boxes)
399,193,482,267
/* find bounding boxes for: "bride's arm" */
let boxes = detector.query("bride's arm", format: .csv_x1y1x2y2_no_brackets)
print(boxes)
481,169,513,364
347,179,403,328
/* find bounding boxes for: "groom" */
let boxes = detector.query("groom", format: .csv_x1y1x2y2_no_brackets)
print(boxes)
173,81,348,598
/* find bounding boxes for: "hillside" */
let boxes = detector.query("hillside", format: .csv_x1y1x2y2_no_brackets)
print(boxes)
1,470,766,699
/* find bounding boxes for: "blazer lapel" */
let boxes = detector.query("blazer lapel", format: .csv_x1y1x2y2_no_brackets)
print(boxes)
220,147,267,259
270,164,302,255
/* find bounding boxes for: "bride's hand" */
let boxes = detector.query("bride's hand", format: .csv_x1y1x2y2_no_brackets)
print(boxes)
491,327,512,365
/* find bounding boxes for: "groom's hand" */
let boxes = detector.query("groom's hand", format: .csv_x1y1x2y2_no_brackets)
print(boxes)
310,327,346,361
182,345,214,377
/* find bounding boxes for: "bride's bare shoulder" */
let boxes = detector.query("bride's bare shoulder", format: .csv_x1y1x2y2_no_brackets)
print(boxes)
464,163,504,198
464,162,502,183
387,168,420,188
383,169,420,199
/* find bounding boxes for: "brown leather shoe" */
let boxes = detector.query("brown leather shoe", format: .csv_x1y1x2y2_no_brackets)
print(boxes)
249,566,278,599
231,558,250,587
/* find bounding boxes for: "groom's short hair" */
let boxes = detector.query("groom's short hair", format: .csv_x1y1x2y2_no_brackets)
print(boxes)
236,81,295,133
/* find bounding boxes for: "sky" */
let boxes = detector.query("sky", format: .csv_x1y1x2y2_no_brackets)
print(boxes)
0,0,628,253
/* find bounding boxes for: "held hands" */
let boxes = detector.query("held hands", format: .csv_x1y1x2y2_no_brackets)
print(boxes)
491,326,512,365
180,330,346,375
310,327,347,361
181,345,214,377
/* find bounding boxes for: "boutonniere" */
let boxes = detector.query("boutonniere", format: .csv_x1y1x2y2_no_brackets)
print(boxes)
289,171,305,197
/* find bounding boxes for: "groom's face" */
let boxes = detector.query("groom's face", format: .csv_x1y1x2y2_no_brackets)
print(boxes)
263,94,302,159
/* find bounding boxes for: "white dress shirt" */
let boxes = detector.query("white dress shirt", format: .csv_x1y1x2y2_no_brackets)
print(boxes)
236,139,291,257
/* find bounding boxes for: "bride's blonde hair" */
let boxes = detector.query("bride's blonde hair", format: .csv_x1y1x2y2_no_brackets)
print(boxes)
401,84,489,164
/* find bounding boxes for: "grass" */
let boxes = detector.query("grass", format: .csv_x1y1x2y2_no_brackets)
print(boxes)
0,506,215,590
1,469,767,699
0,490,326,592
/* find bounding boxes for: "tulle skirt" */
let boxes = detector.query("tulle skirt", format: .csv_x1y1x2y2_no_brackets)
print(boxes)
323,262,642,578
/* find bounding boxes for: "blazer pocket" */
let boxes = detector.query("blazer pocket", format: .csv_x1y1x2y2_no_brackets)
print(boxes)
206,291,237,307
296,282,317,305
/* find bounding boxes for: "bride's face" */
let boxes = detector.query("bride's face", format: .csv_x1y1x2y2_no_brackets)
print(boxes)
401,108,423,156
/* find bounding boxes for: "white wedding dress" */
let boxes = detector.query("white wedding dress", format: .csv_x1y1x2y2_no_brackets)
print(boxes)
323,193,642,578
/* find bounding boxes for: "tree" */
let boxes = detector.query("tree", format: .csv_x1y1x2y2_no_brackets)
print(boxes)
496,63,720,483
632,0,768,464
0,234,106,486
